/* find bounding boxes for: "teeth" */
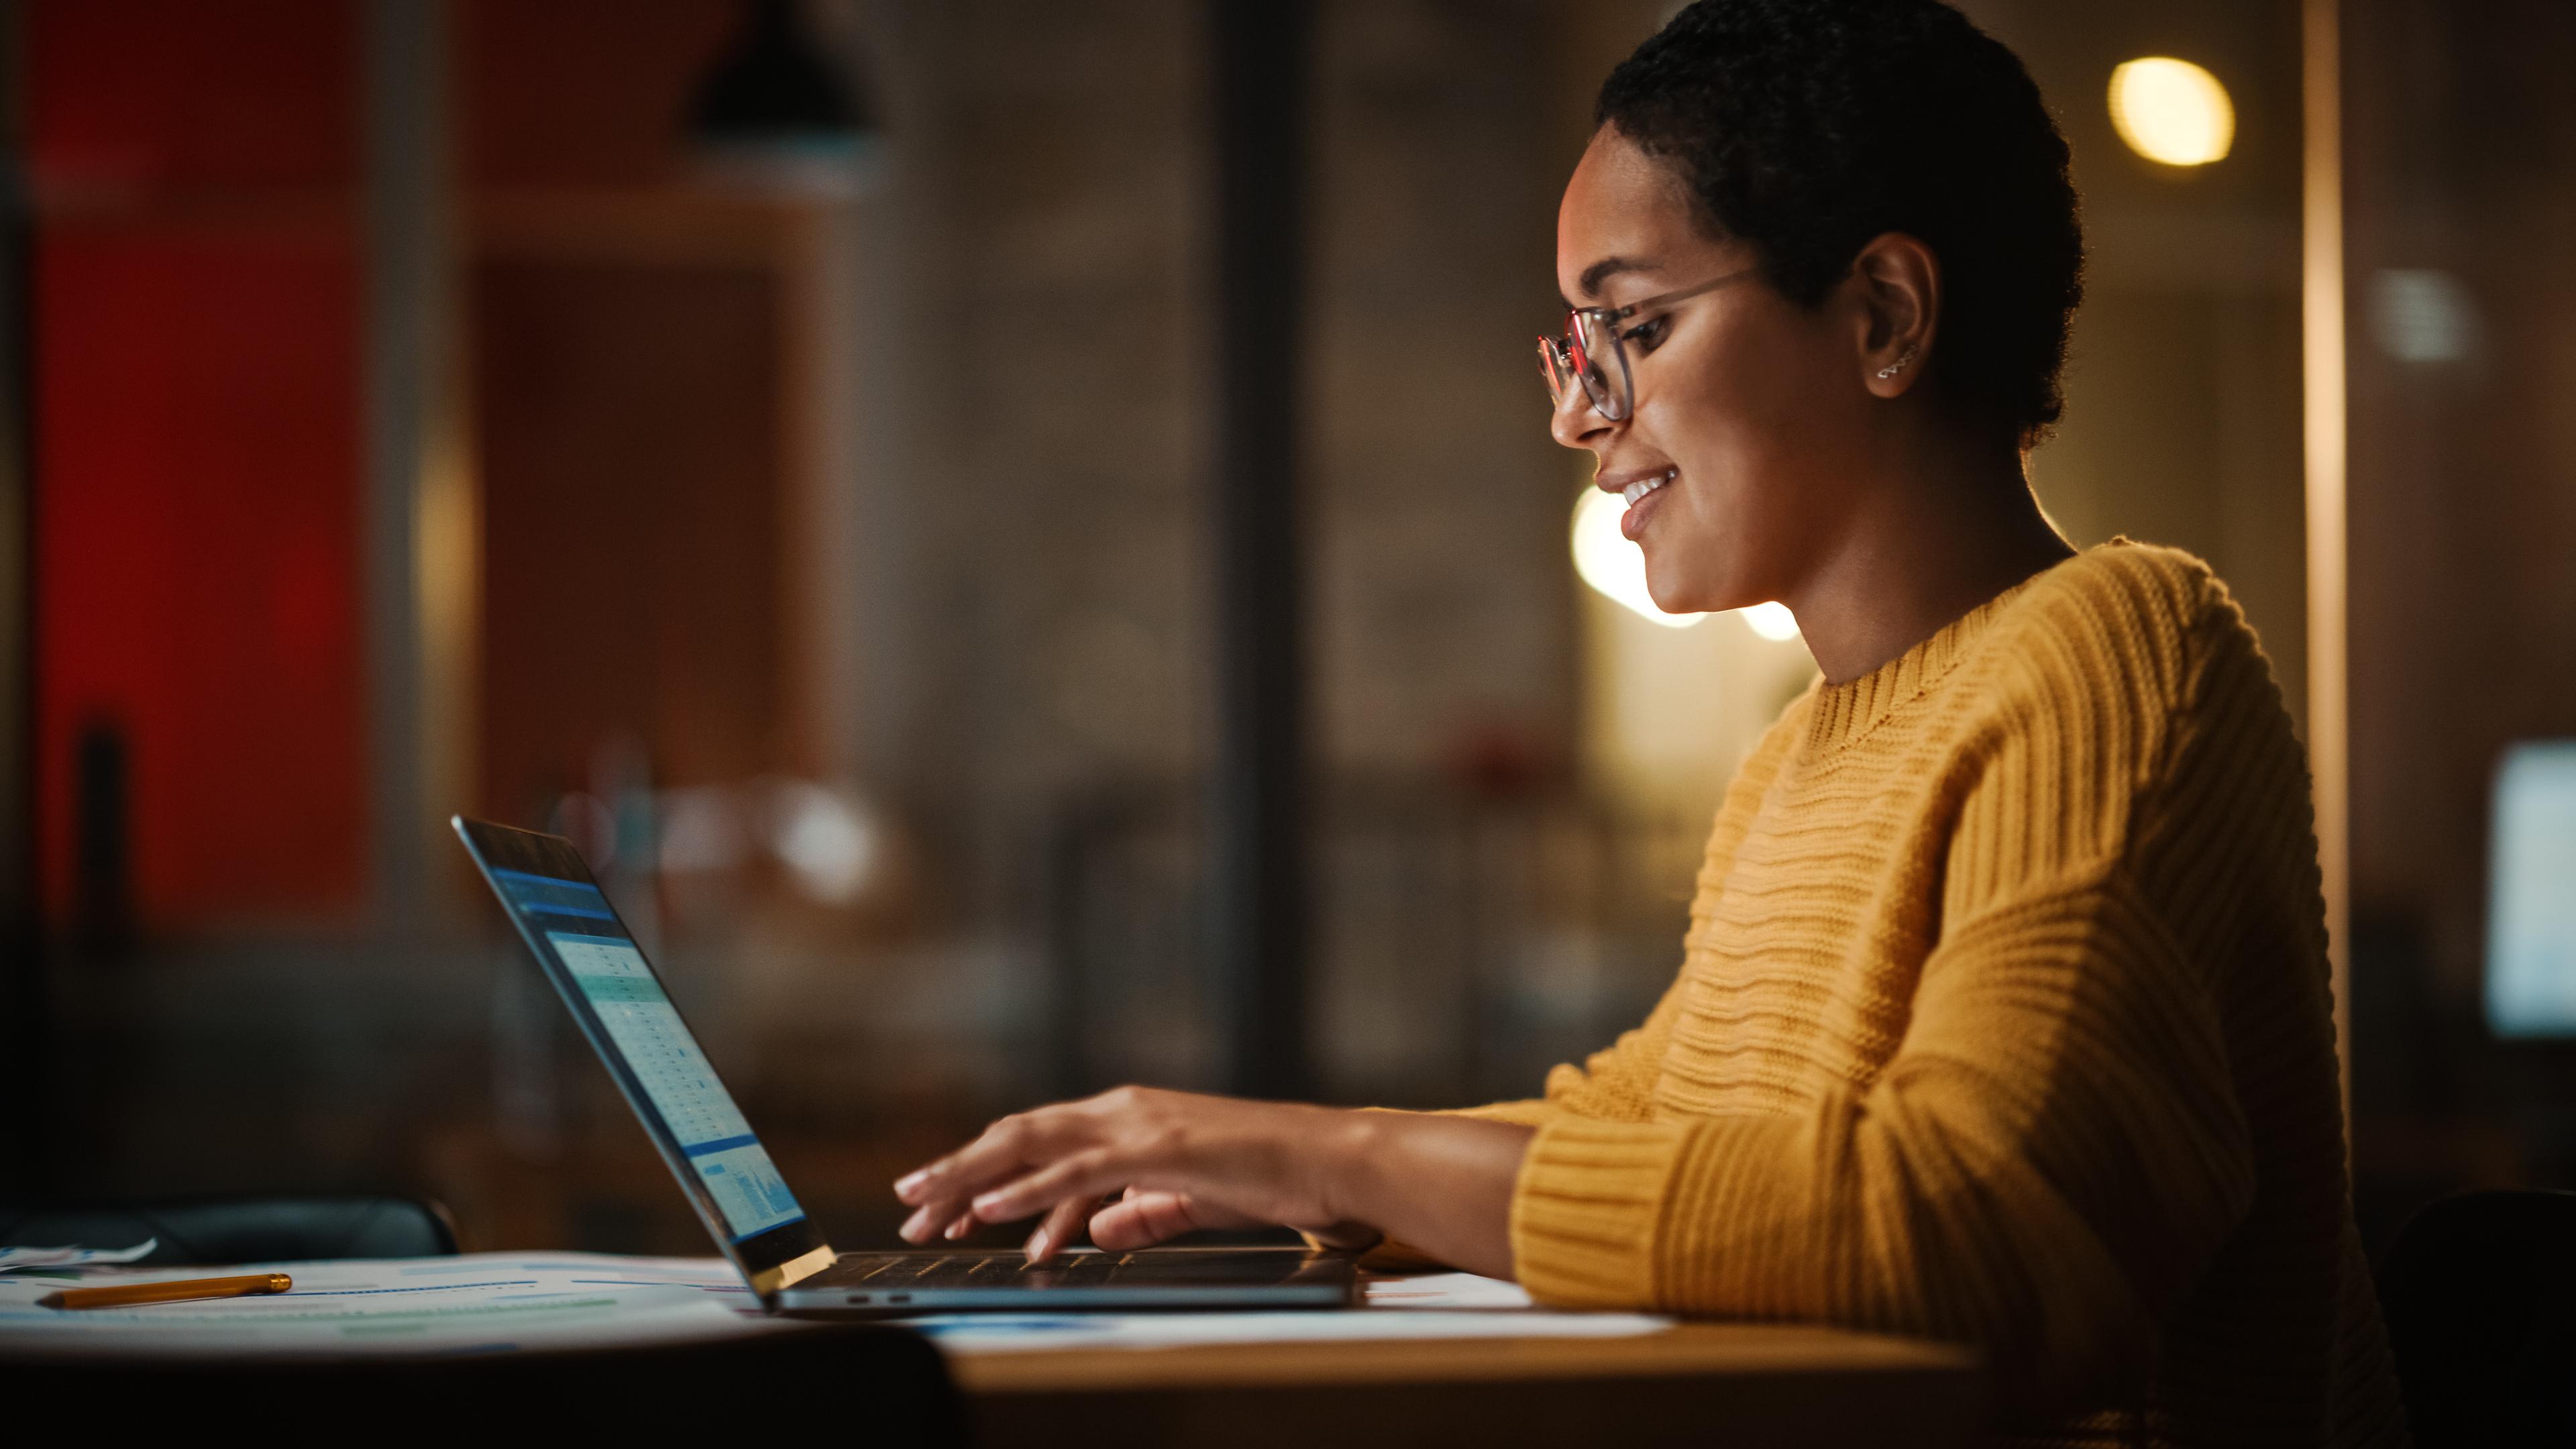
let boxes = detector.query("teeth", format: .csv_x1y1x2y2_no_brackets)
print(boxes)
1620,468,1677,508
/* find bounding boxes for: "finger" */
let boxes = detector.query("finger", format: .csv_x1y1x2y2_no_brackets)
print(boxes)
896,1117,1042,1205
1093,1183,1285,1250
1025,1195,1095,1265
970,1148,1126,1224
1090,1190,1208,1251
899,1197,970,1244
1163,1190,1265,1231
896,1110,1077,1208
943,1209,978,1241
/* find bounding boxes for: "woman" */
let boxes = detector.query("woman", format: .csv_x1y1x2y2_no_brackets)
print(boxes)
895,1,2408,1440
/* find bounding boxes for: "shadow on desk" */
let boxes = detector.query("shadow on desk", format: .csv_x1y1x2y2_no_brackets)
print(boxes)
0,1325,964,1440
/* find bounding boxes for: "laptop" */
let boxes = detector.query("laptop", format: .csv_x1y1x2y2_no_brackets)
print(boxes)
455,815,1356,1315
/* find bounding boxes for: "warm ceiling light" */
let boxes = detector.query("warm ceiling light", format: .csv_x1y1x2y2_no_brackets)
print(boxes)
2108,58,2235,167
1570,488,1704,629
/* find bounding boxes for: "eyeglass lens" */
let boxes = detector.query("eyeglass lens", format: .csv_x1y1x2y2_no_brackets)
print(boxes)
1537,313,1627,421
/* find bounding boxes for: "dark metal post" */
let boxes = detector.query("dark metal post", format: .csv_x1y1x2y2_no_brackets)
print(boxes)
1208,0,1316,1102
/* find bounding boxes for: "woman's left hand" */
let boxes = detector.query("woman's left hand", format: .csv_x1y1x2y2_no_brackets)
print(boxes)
892,1087,1376,1263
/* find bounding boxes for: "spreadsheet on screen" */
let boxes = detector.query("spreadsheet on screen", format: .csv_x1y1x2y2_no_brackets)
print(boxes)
521,915,807,1242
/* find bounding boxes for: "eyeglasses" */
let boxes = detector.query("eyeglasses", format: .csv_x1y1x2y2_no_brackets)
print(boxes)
1537,266,1762,421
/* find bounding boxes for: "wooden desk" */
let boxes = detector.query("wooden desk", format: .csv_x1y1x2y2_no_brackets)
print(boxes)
954,1320,1986,1448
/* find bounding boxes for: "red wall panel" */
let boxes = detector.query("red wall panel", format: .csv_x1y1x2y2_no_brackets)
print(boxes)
28,0,357,195
31,0,365,928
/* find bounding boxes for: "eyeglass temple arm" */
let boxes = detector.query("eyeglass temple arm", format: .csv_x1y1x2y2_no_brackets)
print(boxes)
1576,264,1764,327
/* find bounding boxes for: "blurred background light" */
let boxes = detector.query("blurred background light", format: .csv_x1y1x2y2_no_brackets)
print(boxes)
2108,57,2235,166
768,780,881,906
1741,602,1800,641
1570,487,1705,629
2369,268,2483,364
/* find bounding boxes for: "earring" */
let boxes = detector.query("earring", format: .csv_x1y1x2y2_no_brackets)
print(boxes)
1876,346,1917,380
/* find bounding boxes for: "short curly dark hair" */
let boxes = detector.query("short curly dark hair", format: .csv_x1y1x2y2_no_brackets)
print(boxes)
1597,0,2083,443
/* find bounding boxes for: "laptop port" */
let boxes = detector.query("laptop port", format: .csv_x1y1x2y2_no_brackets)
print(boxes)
847,1294,870,1304
889,1293,912,1303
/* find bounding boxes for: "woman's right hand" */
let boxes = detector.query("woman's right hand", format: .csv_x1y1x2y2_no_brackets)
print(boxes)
892,1087,1396,1263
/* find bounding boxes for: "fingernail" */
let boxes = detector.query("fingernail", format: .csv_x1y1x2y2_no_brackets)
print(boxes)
1024,1229,1048,1260
945,1217,970,1240
973,1191,1006,1215
894,1171,928,1199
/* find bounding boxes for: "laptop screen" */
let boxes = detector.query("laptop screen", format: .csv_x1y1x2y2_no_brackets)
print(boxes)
490,867,808,1242
457,819,828,1289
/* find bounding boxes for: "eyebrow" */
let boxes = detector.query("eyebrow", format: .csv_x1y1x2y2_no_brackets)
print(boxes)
1567,254,1660,306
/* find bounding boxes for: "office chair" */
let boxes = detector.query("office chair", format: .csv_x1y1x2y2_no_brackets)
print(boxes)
2376,1188,2576,1446
0,1194,458,1264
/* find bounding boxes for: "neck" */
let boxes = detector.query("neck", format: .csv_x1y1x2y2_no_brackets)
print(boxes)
1785,433,2074,686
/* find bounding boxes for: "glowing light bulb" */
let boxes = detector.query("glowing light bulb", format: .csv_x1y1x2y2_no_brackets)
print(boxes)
2108,58,2234,167
1741,602,1800,641
1570,488,1704,629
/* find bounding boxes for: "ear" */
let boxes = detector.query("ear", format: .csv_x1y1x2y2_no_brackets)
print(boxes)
1849,232,1940,398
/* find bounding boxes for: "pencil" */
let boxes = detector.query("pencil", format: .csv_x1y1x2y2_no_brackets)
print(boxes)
40,1272,292,1310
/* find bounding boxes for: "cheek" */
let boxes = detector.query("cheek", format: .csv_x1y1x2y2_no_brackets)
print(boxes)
1676,323,1849,499
1711,323,1837,443
1628,331,1838,606
1651,322,1809,468
1641,355,1794,526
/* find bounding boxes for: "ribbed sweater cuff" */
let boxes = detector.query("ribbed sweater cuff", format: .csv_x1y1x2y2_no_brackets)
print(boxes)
1509,1116,1690,1307
1452,1097,1559,1128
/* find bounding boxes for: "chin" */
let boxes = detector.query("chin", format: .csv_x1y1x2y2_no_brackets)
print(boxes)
1642,568,1729,618
1646,539,1767,616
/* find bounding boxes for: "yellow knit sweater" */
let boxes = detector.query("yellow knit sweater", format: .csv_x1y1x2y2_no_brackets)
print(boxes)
1461,543,2407,1445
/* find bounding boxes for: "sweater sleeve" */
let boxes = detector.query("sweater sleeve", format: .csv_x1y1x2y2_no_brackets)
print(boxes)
1512,873,2255,1407
1509,607,2265,1415
1523,968,1689,1121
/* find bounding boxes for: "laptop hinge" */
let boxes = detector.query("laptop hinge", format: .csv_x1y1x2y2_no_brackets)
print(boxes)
751,1244,837,1296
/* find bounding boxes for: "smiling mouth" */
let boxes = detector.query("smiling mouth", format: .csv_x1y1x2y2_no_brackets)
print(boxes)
1621,467,1678,509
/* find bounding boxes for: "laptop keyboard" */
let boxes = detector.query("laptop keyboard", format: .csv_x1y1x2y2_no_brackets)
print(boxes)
812,1248,1339,1291
820,1252,1132,1289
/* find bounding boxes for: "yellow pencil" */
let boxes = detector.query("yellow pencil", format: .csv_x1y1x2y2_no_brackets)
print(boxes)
40,1272,292,1310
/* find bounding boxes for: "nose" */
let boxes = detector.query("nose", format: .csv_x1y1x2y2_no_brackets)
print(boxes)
1549,376,1614,452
